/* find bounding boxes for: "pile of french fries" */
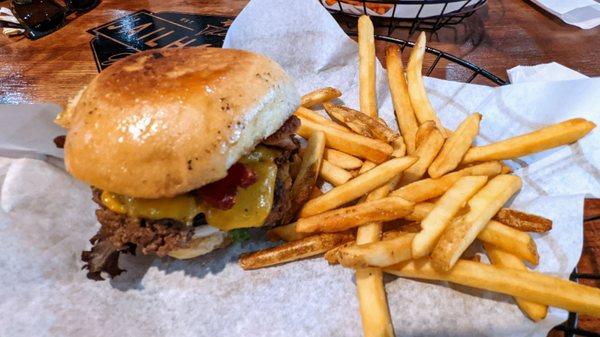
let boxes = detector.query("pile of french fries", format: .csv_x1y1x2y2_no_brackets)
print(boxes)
239,15,599,335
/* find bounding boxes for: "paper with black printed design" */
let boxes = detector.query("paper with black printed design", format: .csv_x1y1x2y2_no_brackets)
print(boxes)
0,0,599,336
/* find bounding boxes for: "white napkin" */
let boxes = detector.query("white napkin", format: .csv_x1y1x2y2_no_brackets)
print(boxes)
508,62,589,83
529,0,600,29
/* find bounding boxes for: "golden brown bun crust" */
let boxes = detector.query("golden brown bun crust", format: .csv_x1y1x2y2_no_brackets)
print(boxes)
63,47,299,198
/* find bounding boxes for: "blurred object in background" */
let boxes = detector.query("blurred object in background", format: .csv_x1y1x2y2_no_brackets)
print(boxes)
9,0,98,40
320,0,488,36
0,7,25,36
528,0,600,29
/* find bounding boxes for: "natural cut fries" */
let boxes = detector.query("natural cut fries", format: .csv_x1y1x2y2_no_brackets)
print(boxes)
387,214,539,265
428,113,481,178
358,160,377,174
406,32,447,137
358,15,377,118
336,233,416,268
484,243,548,321
297,116,393,163
391,137,406,157
412,176,488,259
414,120,436,149
398,124,444,186
493,208,553,233
479,220,539,265
323,103,397,142
431,174,522,271
296,197,414,233
239,233,354,270
354,176,403,337
300,87,342,108
295,107,350,132
355,267,395,337
286,131,326,223
386,45,419,154
462,118,596,164
300,156,417,217
391,161,502,202
324,148,363,169
405,202,435,221
320,159,353,186
385,258,600,317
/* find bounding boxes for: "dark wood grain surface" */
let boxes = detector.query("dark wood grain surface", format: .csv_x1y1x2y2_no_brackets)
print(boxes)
0,0,598,334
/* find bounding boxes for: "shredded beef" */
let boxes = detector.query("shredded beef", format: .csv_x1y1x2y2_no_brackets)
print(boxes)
262,115,300,150
53,135,66,149
81,116,300,280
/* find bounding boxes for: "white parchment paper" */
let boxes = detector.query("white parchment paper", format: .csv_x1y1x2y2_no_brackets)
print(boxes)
0,1,599,336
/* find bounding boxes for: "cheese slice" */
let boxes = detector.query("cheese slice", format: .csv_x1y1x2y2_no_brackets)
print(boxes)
99,146,279,231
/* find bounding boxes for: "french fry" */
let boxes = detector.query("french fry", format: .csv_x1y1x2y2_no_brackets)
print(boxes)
355,161,401,337
239,233,355,270
355,266,395,337
296,197,415,233
493,208,553,233
324,148,363,169
320,159,353,186
300,156,417,217
358,160,377,174
389,208,540,265
405,202,435,221
286,131,326,223
323,103,397,142
301,87,342,108
431,175,522,271
412,176,488,259
386,45,419,154
399,125,444,186
462,118,596,164
324,241,353,264
385,258,600,317
479,220,539,265
295,107,349,132
484,243,548,321
310,186,323,200
406,32,447,137
266,222,305,242
391,137,406,157
414,120,436,149
358,15,377,118
428,113,481,178
391,161,502,202
336,233,415,268
297,116,393,163
500,163,513,174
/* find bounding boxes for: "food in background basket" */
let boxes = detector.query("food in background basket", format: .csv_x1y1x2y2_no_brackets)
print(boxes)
325,0,393,15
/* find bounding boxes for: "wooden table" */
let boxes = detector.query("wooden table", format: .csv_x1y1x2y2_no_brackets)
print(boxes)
0,0,598,334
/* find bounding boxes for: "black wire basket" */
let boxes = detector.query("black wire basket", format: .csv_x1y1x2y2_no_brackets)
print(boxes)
372,34,599,336
321,0,487,35
368,34,506,85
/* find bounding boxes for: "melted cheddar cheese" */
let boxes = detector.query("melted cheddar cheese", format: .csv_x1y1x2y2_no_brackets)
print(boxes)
100,146,279,231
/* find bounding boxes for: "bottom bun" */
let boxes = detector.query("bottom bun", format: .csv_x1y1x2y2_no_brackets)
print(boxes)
168,227,231,260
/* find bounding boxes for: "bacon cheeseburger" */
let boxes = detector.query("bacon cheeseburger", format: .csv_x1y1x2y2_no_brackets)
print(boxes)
55,48,300,280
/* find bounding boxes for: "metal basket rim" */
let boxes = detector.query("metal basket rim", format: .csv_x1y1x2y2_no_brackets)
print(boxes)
349,33,508,85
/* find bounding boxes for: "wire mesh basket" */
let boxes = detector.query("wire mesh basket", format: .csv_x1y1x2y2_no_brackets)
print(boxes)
369,34,506,85
321,0,487,35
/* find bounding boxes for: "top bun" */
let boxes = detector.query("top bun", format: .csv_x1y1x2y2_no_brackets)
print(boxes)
60,47,299,198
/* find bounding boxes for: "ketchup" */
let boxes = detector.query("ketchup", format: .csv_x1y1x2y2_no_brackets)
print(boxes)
196,163,257,210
